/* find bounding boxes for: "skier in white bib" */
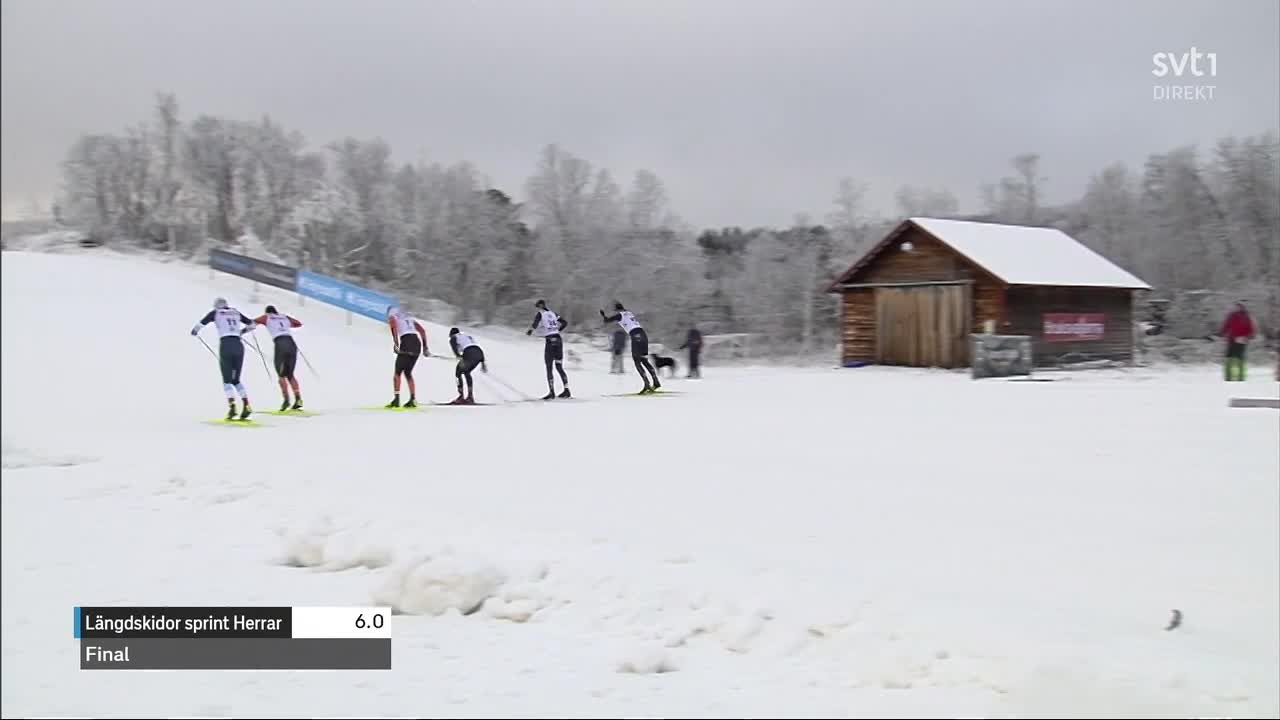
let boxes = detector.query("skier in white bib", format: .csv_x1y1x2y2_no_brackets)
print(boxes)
527,299,571,400
191,297,257,419
448,327,487,405
600,301,661,393
386,305,429,408
249,305,304,411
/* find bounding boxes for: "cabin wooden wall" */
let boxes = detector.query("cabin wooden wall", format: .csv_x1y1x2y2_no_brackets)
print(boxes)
838,225,1006,365
856,227,971,284
841,289,875,364
1004,287,1135,365
973,281,1005,332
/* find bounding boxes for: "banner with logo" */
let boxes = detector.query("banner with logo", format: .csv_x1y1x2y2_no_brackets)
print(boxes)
1043,313,1106,342
209,249,298,291
971,334,1033,379
296,270,398,321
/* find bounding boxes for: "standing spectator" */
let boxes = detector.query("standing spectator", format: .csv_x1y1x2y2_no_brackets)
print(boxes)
610,329,627,374
1219,301,1255,381
679,326,703,379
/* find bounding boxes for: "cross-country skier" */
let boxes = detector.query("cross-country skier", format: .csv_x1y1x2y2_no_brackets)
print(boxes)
527,299,571,400
386,305,429,408
191,297,257,419
448,327,487,405
251,305,304,411
600,301,661,393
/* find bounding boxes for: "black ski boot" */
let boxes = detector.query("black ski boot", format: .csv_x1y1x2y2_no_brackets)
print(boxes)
404,397,417,408
558,387,572,399
639,384,653,395
542,391,556,400
240,401,253,420
292,396,303,411
386,395,401,409
226,400,238,420
280,397,291,412
652,378,662,392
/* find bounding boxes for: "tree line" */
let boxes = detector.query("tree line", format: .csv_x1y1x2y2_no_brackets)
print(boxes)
56,93,1278,352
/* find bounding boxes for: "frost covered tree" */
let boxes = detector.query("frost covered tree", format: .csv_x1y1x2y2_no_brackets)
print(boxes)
626,169,672,231
828,177,875,262
894,184,959,219
328,137,397,284
1075,163,1140,271
60,134,119,241
151,92,183,250
982,152,1045,224
184,115,243,244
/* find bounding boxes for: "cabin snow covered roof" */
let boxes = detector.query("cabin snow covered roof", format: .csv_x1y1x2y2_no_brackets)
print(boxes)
832,217,1152,290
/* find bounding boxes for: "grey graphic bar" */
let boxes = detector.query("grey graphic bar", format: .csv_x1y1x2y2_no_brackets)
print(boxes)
80,638,390,670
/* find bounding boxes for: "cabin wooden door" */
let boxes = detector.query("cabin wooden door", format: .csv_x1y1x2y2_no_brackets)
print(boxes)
875,285,971,368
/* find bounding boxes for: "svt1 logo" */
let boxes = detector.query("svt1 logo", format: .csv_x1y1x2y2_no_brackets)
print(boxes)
1151,47,1218,102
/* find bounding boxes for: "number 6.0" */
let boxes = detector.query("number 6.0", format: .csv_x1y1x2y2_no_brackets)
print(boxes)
355,613,385,629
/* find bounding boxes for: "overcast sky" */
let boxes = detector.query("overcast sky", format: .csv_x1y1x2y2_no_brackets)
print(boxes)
2,0,1277,227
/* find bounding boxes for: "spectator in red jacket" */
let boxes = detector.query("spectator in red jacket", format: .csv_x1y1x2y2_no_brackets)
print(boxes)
1219,302,1255,381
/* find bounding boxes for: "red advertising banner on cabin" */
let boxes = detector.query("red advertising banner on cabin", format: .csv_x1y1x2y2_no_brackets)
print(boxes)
1043,313,1106,342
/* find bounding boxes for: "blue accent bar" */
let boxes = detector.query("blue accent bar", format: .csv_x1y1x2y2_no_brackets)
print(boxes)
74,606,81,638
296,270,398,321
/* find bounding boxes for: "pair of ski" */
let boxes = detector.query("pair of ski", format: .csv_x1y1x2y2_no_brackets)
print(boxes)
602,387,680,398
204,407,319,427
366,401,493,410
208,388,680,425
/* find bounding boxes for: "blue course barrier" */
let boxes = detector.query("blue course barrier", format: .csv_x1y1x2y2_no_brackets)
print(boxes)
296,270,398,321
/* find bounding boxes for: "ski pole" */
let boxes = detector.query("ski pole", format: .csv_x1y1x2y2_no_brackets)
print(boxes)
196,335,218,361
476,374,516,405
243,333,272,379
483,369,535,401
298,346,319,378
252,333,273,379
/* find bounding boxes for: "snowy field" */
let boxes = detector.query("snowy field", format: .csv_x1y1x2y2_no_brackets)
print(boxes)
2,248,1278,718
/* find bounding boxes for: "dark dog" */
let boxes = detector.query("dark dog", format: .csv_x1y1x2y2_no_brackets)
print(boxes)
651,353,677,377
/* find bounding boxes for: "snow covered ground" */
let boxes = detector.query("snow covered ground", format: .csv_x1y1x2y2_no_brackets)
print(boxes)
2,248,1277,718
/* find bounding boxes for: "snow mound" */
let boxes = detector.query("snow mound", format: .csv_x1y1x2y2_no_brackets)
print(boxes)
480,578,558,623
372,550,506,616
275,518,393,572
615,646,679,674
1,436,95,470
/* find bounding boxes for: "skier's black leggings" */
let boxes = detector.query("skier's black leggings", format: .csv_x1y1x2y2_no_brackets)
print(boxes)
456,346,484,396
544,335,568,389
219,336,245,385
396,334,421,377
629,329,658,385
273,336,298,379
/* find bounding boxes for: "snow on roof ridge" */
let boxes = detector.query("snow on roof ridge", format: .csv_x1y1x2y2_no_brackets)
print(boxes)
908,217,1151,289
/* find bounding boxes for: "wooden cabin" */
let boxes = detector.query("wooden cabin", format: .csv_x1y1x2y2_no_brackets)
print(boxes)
828,218,1151,368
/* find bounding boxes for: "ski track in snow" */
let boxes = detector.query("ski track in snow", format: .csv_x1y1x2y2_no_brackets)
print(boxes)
2,248,1278,717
